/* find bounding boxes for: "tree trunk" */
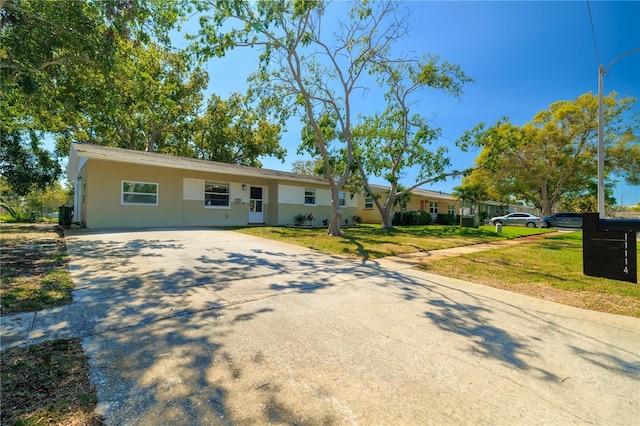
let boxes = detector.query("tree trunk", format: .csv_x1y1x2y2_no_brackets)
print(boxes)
328,207,342,236
378,197,394,230
326,184,343,236
540,182,553,216
380,184,399,230
381,208,393,230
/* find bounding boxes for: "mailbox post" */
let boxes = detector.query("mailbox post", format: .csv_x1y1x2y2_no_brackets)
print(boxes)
582,213,638,283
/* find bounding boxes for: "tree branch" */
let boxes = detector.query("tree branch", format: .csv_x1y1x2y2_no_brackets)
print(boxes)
0,55,92,72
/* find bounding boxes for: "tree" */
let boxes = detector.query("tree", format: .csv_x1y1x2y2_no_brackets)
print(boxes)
352,58,473,229
28,181,73,217
56,39,208,155
461,93,638,216
1,0,186,132
609,133,640,186
191,93,285,167
3,0,291,171
193,0,412,236
557,181,616,214
291,159,323,176
0,173,73,221
391,185,412,224
0,130,60,196
452,182,489,216
1,0,190,182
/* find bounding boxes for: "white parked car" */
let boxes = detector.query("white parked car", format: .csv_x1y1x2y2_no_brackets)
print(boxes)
489,213,544,228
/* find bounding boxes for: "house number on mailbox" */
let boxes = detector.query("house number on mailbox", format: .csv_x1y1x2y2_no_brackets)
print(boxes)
582,213,638,284
623,233,629,275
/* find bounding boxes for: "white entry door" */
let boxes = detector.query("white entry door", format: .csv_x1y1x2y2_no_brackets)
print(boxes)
249,186,264,223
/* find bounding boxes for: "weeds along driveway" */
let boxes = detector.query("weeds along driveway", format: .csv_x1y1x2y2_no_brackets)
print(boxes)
53,228,640,424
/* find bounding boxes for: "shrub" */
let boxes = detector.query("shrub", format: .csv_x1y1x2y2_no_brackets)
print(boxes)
294,213,306,226
0,197,37,222
436,213,456,225
305,213,314,225
392,210,433,226
352,215,361,224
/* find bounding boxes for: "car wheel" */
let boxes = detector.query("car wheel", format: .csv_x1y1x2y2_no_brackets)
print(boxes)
494,220,502,226
526,222,536,228
545,221,551,228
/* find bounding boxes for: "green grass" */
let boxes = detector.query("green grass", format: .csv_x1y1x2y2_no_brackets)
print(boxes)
0,214,58,223
234,224,553,260
1,224,74,315
422,231,640,317
1,269,74,314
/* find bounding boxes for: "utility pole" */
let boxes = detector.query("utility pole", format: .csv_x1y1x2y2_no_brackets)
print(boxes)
597,64,605,218
597,48,640,218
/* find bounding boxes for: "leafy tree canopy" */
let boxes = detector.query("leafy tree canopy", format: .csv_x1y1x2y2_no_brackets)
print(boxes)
55,38,208,155
1,0,186,132
192,92,285,167
352,58,474,229
0,130,60,196
460,92,638,215
291,159,323,177
1,0,286,186
452,182,489,215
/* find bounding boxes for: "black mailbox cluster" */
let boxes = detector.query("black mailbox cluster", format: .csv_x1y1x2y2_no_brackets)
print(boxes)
582,212,639,283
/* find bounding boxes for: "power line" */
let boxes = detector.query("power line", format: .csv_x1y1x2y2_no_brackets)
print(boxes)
586,0,601,65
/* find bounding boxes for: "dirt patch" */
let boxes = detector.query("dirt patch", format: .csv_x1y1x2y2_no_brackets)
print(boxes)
1,224,73,315
0,223,102,425
0,339,103,426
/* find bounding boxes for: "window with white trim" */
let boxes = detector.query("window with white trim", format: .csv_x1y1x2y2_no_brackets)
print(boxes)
448,204,455,215
122,181,158,205
429,201,438,214
205,182,230,207
364,197,373,209
304,188,316,205
339,191,346,206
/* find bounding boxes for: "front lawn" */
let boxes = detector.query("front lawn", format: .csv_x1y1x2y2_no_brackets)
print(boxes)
421,231,640,317
234,224,553,260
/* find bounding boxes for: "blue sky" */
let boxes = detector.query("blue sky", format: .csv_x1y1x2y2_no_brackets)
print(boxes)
189,1,640,206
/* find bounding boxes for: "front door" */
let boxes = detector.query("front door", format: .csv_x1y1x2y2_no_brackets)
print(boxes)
249,186,264,223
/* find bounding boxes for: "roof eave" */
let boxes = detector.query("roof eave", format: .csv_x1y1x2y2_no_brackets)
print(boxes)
67,143,327,185
66,144,79,181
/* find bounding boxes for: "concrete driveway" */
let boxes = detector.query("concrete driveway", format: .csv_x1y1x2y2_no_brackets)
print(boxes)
6,228,640,425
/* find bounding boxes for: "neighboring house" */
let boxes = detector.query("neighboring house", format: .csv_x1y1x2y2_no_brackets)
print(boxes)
358,185,459,224
459,200,540,219
67,143,359,228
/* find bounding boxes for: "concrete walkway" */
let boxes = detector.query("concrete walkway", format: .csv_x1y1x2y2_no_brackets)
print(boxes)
375,232,554,270
1,228,639,425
